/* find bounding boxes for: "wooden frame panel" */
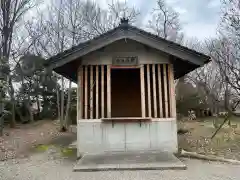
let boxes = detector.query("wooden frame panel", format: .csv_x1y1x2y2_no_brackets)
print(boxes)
111,65,141,69
78,63,175,120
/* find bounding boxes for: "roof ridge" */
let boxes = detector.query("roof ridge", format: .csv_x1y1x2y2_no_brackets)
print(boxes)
45,23,210,66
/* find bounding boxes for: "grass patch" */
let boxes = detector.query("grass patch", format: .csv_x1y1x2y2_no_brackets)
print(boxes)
61,148,75,157
34,144,76,158
35,144,51,152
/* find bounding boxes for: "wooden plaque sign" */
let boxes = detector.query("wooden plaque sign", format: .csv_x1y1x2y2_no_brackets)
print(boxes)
112,56,138,66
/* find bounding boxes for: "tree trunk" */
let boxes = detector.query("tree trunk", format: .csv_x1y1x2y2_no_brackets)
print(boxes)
8,77,16,128
211,115,229,139
9,101,16,128
15,106,26,123
0,90,4,136
224,84,231,126
0,116,3,136
35,95,40,114
64,81,72,127
27,95,34,123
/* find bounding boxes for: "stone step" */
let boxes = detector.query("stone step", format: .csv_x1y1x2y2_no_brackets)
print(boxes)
73,151,186,171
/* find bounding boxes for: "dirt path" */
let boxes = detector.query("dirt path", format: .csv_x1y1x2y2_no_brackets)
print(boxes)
0,120,75,161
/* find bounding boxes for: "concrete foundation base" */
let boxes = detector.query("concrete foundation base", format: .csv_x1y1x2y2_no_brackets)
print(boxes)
73,151,186,172
77,119,178,155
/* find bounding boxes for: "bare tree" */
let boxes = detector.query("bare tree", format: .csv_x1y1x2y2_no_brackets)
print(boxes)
182,0,240,138
208,39,239,108
189,61,225,112
80,0,140,38
0,0,35,59
212,0,240,110
148,0,182,41
181,37,235,138
23,0,140,130
0,0,35,127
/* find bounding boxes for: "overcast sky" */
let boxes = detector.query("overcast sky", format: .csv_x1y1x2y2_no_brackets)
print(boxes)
96,0,221,40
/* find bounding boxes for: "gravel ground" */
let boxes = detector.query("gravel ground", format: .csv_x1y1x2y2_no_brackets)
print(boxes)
0,152,239,180
0,120,74,161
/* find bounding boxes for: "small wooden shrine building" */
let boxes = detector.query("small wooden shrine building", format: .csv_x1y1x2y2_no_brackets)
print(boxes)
45,19,210,156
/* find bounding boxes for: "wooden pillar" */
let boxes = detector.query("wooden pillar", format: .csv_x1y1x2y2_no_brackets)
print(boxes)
140,65,146,118
77,66,83,120
84,66,88,119
147,64,151,117
163,64,169,118
101,65,104,118
168,64,176,118
107,65,111,118
77,69,80,120
90,65,93,119
152,64,157,118
158,64,163,118
96,66,99,119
